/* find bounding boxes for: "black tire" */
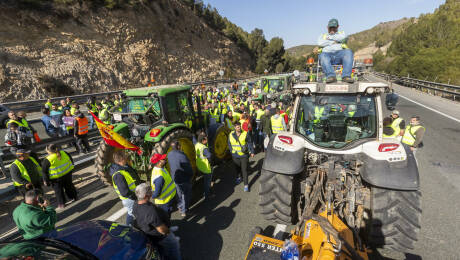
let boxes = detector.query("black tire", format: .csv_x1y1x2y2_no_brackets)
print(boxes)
95,140,119,185
369,187,422,252
207,123,231,164
152,128,197,177
259,169,293,224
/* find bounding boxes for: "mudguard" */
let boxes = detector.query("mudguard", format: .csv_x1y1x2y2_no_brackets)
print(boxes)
359,145,419,190
262,134,305,175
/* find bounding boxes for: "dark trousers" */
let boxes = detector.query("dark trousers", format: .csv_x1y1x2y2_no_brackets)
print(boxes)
51,172,77,206
156,197,177,218
16,183,42,197
232,156,249,185
75,134,90,153
176,182,192,213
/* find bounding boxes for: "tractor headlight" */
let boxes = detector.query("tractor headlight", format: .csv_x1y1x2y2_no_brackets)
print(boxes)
132,128,139,137
366,87,375,94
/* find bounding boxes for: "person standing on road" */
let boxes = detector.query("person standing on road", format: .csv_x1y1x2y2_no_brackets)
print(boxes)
73,110,91,154
42,144,77,210
228,121,254,192
195,134,213,200
167,141,193,217
402,116,425,154
10,149,43,196
150,153,177,216
270,108,287,134
110,150,140,226
13,190,56,240
133,183,182,260
390,110,405,137
317,18,354,83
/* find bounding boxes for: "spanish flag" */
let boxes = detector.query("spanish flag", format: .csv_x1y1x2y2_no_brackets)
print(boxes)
90,112,141,154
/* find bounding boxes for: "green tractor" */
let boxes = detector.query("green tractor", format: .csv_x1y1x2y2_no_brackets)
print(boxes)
253,75,293,104
95,84,231,185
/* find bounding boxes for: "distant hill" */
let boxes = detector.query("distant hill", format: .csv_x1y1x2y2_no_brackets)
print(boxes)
286,45,316,57
377,0,460,85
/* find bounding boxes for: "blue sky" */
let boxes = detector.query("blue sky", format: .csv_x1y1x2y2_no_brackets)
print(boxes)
202,0,445,48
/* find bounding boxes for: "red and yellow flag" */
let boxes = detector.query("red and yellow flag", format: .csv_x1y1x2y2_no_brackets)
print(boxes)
90,112,141,154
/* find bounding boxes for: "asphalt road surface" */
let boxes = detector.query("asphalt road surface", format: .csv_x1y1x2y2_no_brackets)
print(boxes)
1,75,459,259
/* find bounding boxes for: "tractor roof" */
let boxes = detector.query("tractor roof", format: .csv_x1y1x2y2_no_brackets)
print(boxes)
293,82,388,94
123,84,191,97
262,75,289,80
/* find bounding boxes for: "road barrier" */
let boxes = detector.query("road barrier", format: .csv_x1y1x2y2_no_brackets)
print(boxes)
373,72,460,101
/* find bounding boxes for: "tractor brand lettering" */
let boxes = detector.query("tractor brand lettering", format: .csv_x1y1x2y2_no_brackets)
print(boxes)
304,222,311,238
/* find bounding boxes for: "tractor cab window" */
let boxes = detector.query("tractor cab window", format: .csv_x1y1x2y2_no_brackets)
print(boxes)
296,94,377,148
119,96,161,125
164,91,194,126
268,79,284,92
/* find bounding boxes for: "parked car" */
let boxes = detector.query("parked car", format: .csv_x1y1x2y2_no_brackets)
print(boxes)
0,105,11,128
0,220,161,260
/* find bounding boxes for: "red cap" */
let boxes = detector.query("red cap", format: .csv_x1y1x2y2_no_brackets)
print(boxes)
150,153,167,164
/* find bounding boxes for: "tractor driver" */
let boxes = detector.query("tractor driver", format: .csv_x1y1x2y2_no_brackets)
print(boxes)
318,18,354,84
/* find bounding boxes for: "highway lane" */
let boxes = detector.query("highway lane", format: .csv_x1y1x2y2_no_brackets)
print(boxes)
370,74,460,259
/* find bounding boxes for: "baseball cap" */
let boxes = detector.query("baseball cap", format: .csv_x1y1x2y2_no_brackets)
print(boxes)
150,153,167,164
392,110,400,115
328,18,339,28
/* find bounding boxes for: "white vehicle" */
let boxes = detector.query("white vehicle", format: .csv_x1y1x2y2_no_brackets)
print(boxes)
260,81,421,252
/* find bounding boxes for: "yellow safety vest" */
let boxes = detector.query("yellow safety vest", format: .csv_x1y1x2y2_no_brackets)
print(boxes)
100,108,111,124
70,107,77,115
233,112,241,122
255,109,264,122
348,111,356,117
12,158,42,187
391,117,403,136
225,118,234,130
112,170,137,200
229,131,248,156
151,167,176,205
45,102,53,109
210,108,220,120
383,126,399,138
46,151,74,179
195,142,211,174
314,106,325,123
271,116,284,134
6,119,25,128
402,125,425,146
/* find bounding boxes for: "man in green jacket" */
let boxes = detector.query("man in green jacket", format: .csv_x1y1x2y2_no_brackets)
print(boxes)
13,190,57,240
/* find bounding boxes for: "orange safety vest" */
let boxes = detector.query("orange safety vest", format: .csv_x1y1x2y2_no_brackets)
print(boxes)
75,117,89,135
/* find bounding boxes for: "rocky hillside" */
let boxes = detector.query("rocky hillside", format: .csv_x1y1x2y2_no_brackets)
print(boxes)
0,0,253,102
286,45,316,57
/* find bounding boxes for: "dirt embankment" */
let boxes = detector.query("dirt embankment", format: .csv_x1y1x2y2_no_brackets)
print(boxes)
0,0,253,102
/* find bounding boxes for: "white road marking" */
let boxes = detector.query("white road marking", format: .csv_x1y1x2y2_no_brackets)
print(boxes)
105,207,127,222
273,223,287,237
397,93,460,124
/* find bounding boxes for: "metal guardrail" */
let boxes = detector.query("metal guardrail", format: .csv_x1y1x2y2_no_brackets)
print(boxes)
373,72,460,101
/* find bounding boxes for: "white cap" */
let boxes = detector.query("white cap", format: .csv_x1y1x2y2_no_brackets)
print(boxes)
392,110,400,115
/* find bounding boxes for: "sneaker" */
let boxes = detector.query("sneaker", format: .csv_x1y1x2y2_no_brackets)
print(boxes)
235,177,242,185
326,77,337,83
244,185,249,192
343,77,354,83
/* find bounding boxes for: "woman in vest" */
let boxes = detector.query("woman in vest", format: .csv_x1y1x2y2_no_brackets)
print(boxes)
42,144,77,209
195,134,213,199
10,149,42,196
62,109,79,151
73,110,91,154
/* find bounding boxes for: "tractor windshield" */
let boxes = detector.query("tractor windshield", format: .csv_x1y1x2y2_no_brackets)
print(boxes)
117,96,161,125
268,79,284,92
295,94,377,148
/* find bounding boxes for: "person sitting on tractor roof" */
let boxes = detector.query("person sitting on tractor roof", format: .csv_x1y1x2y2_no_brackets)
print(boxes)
317,18,354,84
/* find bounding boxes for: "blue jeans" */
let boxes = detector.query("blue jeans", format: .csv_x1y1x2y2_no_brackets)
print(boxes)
158,233,182,260
176,183,192,213
203,173,212,198
319,49,353,78
121,198,135,226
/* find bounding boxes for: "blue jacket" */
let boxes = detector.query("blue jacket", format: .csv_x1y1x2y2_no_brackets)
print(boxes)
167,150,193,184
41,115,58,136
109,163,140,200
317,31,348,53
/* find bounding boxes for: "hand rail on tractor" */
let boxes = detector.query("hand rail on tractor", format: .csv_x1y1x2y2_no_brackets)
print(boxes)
372,72,460,101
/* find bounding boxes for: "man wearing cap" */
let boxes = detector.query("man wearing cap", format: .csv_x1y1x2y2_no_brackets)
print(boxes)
318,18,354,84
10,149,43,196
402,116,425,153
228,121,255,192
390,110,405,137
150,153,177,216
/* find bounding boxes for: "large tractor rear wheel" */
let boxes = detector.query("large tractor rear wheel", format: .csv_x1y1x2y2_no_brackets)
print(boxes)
152,128,197,179
368,187,422,252
207,123,231,164
259,169,294,224
95,140,120,185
